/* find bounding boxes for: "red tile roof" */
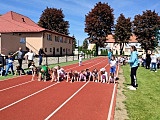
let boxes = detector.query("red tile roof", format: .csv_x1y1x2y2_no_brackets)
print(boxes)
106,34,138,43
0,11,45,33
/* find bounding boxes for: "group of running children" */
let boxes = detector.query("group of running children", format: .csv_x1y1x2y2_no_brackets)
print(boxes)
28,55,118,84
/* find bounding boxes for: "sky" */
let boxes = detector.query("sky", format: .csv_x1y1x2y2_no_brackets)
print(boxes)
1,0,160,45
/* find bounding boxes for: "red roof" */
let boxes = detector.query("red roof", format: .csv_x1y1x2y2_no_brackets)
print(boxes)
0,11,45,33
106,34,138,43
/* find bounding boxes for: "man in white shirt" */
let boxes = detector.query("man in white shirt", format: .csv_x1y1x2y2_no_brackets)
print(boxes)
25,50,35,68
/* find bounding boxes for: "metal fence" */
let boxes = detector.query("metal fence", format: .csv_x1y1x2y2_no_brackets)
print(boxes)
0,54,94,70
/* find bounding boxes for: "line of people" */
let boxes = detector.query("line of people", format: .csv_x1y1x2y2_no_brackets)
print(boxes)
30,56,118,84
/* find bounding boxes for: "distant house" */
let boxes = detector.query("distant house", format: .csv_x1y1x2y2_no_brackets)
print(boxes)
0,11,74,56
88,34,144,55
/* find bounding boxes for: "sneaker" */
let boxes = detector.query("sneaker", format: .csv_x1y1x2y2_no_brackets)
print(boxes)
127,85,133,88
129,86,136,90
155,71,157,72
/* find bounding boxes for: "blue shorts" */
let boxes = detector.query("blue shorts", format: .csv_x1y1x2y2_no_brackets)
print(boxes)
110,66,116,73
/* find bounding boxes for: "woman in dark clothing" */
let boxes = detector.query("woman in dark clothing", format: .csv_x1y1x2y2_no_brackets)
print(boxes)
146,51,151,69
38,48,45,66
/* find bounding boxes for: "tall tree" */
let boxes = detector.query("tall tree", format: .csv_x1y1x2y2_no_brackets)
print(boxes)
38,7,69,35
114,14,132,55
85,2,114,56
133,10,160,51
72,35,77,51
83,39,88,50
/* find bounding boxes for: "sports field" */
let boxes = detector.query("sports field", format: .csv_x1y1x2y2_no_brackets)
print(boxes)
0,57,119,120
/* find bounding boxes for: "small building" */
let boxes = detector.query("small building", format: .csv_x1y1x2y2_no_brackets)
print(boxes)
88,34,144,55
0,11,74,56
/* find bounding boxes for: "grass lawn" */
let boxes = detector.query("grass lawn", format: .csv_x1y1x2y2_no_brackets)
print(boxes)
122,65,160,120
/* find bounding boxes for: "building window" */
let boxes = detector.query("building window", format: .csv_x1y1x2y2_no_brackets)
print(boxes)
45,48,47,52
64,38,67,43
60,36,63,43
50,48,52,52
47,34,52,41
69,39,71,44
57,48,59,52
63,49,65,52
55,36,59,42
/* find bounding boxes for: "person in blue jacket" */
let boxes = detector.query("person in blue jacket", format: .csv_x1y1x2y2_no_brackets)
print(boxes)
128,45,139,90
108,49,112,62
5,55,15,76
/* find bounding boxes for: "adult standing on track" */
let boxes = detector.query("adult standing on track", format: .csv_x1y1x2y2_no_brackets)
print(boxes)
127,45,139,90
108,49,112,63
38,48,45,66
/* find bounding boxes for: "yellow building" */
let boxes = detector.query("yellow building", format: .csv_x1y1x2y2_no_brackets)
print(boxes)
0,11,73,56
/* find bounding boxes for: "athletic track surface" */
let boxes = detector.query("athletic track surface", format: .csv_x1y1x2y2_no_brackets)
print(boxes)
0,57,119,120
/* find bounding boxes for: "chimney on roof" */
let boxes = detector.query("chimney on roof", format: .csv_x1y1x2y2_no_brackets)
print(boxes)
22,18,25,22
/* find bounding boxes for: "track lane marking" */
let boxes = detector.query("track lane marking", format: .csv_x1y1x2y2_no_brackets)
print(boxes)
0,57,104,91
45,81,89,120
0,57,107,111
0,80,33,92
107,64,119,120
45,63,109,119
0,82,58,111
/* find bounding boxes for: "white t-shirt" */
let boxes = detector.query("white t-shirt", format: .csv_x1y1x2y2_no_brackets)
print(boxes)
110,60,117,67
79,56,82,61
25,52,34,60
151,55,157,63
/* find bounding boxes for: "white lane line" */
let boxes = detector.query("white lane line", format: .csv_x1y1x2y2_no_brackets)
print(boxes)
0,57,106,111
107,64,119,120
0,82,59,111
45,81,89,120
45,62,109,119
0,58,102,91
0,80,33,92
107,84,117,120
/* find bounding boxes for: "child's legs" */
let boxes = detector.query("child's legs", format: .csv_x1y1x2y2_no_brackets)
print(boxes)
10,65,14,74
79,61,82,66
153,63,156,71
38,73,42,81
5,64,10,75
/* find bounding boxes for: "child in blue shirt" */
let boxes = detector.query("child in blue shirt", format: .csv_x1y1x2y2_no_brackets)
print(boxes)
5,55,14,76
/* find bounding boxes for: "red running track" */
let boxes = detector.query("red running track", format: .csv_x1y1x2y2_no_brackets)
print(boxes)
0,57,118,120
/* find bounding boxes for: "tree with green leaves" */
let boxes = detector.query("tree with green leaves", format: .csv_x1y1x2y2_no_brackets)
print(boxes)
72,35,77,51
83,39,88,50
85,2,114,56
114,14,132,55
133,10,160,51
38,7,69,35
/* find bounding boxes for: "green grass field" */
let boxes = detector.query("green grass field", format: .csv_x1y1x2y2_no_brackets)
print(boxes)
122,65,160,120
